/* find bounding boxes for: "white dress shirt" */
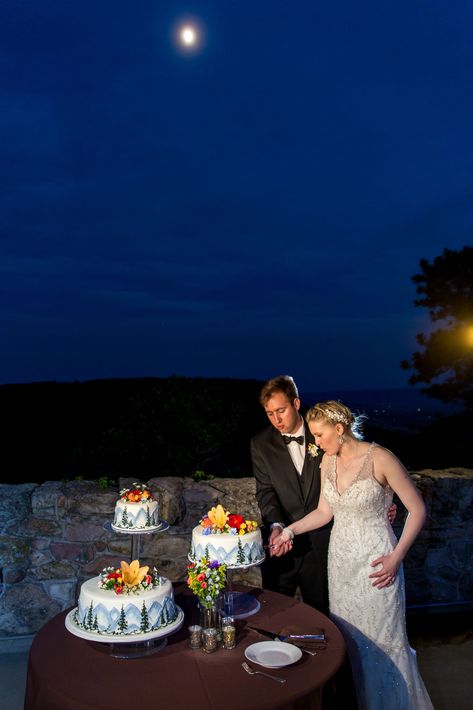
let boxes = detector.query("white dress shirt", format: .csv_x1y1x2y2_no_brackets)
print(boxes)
282,419,306,475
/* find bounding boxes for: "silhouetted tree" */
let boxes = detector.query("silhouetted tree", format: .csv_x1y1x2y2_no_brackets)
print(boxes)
401,246,473,406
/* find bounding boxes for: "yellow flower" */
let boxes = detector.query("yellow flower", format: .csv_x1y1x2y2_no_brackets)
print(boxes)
207,504,229,529
120,560,149,588
238,529,245,535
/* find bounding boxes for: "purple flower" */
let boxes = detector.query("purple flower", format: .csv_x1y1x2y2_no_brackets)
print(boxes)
209,560,220,569
202,527,212,535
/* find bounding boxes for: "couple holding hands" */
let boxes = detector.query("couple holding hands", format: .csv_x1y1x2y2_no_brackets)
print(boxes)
251,375,433,710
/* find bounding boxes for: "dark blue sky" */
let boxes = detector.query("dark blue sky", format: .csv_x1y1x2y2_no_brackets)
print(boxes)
1,1,472,391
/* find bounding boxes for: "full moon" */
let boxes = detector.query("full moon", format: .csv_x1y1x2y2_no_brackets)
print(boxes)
180,25,197,46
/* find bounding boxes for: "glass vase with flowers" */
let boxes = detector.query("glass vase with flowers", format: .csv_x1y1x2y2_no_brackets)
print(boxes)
187,558,227,629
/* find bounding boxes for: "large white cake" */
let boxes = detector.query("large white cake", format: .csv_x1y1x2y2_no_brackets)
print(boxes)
73,561,177,636
113,483,159,530
189,505,264,567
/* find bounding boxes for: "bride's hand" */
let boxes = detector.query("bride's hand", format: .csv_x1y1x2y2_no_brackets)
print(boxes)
369,553,400,589
269,529,293,557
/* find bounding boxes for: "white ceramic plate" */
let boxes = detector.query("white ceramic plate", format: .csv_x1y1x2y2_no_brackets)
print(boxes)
244,641,302,668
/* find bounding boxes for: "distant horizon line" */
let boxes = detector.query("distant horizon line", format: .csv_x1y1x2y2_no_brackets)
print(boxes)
0,374,422,394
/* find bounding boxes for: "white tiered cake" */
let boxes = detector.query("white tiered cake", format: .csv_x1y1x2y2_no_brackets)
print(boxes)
189,505,264,567
73,560,177,636
113,483,159,530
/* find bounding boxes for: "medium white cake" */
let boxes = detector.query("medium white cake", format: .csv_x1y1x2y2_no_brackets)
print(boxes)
189,505,264,567
73,561,177,635
113,483,159,530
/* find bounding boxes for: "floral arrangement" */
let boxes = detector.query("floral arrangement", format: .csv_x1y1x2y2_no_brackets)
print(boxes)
99,560,161,595
187,558,227,608
200,504,259,536
307,443,320,458
119,483,155,502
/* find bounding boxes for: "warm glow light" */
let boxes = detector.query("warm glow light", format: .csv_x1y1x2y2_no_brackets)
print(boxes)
465,325,473,347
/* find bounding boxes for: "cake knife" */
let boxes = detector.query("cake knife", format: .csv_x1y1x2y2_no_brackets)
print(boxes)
249,627,325,642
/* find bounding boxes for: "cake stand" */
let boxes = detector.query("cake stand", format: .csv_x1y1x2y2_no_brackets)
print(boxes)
220,556,265,620
65,606,184,659
103,519,170,560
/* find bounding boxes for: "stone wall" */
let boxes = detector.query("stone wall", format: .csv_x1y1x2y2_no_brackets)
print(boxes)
0,469,472,637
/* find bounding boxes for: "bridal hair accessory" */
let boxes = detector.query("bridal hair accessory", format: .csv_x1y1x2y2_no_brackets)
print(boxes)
321,408,351,425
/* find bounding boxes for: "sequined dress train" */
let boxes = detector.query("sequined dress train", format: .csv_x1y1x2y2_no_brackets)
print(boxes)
323,444,433,710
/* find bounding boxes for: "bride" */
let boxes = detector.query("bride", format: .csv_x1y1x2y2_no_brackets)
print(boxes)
273,400,433,710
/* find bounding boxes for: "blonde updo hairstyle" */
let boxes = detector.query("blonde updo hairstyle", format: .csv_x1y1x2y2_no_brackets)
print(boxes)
306,400,366,440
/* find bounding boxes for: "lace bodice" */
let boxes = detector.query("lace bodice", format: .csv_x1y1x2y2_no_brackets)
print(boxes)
323,443,394,524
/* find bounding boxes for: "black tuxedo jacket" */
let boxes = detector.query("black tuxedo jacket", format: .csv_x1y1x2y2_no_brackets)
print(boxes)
251,421,332,562
251,422,323,525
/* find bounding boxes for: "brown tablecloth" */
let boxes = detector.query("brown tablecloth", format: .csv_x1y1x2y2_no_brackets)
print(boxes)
24,585,345,710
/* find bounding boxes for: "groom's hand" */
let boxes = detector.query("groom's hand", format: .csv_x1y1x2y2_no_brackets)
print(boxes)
387,503,397,524
269,528,293,557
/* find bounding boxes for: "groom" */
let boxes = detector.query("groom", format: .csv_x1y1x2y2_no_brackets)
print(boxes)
251,375,331,614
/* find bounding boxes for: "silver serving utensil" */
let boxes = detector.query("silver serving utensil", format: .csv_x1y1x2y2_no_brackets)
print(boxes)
249,626,325,643
242,661,286,684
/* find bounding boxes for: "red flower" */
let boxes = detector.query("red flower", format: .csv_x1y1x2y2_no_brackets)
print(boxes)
228,514,245,529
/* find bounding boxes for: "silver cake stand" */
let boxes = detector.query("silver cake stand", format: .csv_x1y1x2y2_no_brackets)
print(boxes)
221,557,265,620
65,606,184,659
103,519,170,560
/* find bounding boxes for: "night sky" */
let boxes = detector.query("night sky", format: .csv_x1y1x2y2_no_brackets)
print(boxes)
2,1,472,392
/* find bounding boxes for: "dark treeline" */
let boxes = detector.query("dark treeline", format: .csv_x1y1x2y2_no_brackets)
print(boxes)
0,377,471,484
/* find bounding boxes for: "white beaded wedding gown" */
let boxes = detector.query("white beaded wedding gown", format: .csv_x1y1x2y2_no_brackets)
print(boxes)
323,443,433,710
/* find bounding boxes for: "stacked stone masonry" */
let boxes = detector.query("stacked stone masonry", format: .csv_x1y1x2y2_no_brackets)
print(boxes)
0,470,472,636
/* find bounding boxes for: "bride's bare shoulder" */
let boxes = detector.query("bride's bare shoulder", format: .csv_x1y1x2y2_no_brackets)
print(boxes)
372,443,405,468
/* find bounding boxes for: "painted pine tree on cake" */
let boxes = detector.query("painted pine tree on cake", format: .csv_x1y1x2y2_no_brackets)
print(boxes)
145,507,152,527
117,605,128,632
140,601,149,632
121,506,130,527
161,601,169,626
236,538,246,564
85,601,95,630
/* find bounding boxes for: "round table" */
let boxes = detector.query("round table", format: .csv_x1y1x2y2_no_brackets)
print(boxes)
24,585,346,710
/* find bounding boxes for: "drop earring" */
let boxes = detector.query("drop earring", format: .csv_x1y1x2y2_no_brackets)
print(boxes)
338,434,345,447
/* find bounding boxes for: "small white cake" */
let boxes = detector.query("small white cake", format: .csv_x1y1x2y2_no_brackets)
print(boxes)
189,505,264,567
74,562,177,635
113,483,159,530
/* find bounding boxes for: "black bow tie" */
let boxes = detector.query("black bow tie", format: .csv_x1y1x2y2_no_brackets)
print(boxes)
282,435,304,445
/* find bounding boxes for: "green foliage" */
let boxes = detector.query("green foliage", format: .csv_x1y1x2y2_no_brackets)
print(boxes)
401,246,473,406
98,476,117,489
191,469,215,481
